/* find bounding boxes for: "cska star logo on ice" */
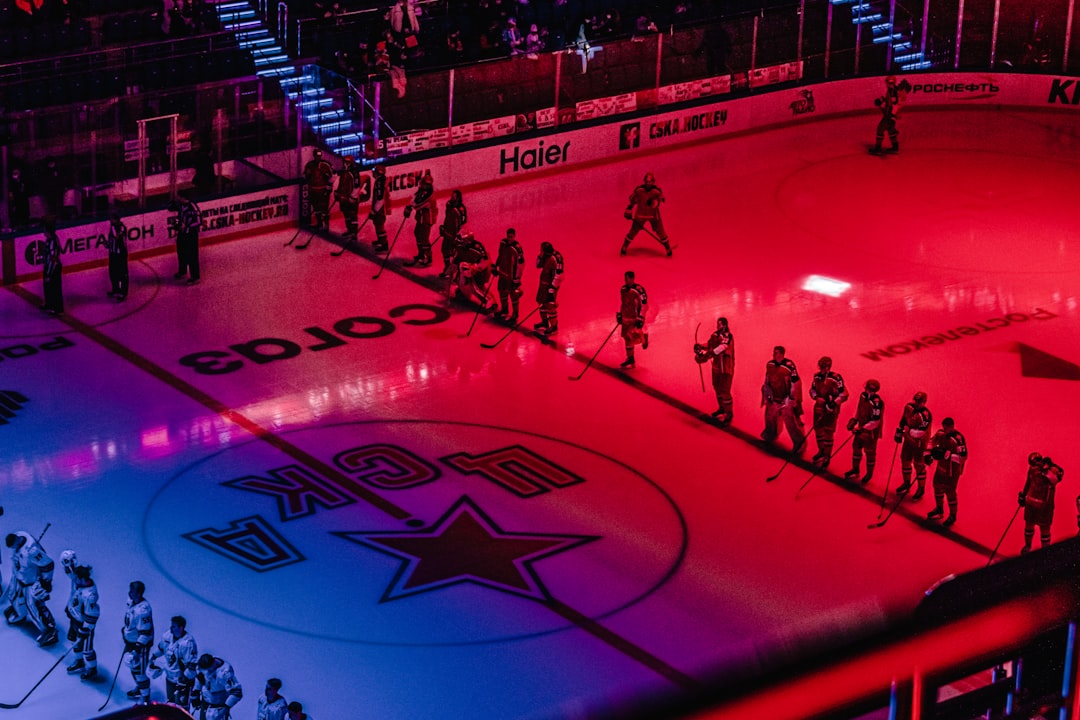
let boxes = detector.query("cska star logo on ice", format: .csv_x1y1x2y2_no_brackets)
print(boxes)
144,420,686,645
335,497,597,602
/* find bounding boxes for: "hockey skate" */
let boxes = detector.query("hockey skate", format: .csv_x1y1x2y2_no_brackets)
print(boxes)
80,667,97,681
910,488,925,501
533,320,548,331
403,256,422,267
664,243,673,257
942,515,956,527
843,468,860,481
860,472,873,485
68,658,86,673
36,627,59,647
927,508,943,520
620,242,629,256
126,689,142,700
619,357,635,369
895,481,911,495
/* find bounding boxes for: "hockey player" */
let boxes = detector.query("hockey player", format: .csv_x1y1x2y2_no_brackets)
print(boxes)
404,171,437,267
1019,453,1065,553
303,149,334,229
439,189,468,277
617,270,648,369
193,652,244,720
760,346,805,452
334,155,361,240
106,212,129,300
287,701,312,720
150,615,199,708
2,531,59,646
173,193,202,284
257,678,288,720
809,356,849,467
123,580,155,704
493,228,524,323
450,232,496,311
369,164,392,252
40,216,64,315
870,75,910,154
534,241,564,336
60,551,101,679
621,172,672,257
844,379,885,484
924,417,967,526
694,316,735,426
894,391,932,500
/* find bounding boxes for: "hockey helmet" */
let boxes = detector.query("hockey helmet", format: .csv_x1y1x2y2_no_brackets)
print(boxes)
886,75,897,86
643,172,656,185
374,164,386,175
716,316,728,330
818,356,832,370
451,189,463,202
913,391,928,404
1028,451,1043,466
540,241,554,254
312,149,323,158
865,378,881,392
60,549,78,568
421,171,433,185
343,155,354,164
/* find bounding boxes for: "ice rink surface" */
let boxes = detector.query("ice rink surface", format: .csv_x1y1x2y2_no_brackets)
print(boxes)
2,104,1079,719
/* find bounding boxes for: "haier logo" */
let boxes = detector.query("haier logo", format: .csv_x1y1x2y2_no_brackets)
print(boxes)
499,140,570,175
1048,78,1080,104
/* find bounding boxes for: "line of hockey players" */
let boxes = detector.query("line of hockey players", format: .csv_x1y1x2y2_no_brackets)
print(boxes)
0,529,316,717
302,158,1075,549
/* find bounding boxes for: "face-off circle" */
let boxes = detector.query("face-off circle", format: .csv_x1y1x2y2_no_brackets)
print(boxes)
144,420,686,646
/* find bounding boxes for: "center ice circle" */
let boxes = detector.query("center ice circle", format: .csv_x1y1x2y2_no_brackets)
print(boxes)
143,420,686,645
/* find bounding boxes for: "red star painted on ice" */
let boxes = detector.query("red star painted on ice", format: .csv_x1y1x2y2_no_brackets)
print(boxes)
334,496,598,602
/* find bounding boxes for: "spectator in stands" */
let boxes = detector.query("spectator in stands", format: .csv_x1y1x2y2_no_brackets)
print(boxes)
7,167,31,229
525,23,543,58
389,0,420,57
446,28,465,63
502,17,524,55
192,144,216,196
39,158,65,218
633,14,658,40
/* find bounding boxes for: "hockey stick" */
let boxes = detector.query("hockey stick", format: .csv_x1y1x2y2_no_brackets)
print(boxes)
765,413,818,482
460,277,495,338
694,322,705,393
296,197,337,250
36,522,51,545
0,645,73,709
331,214,371,257
480,306,538,349
568,323,620,381
371,216,409,280
986,505,1023,566
868,478,912,530
283,225,305,247
876,442,901,518
796,432,855,496
96,650,127,712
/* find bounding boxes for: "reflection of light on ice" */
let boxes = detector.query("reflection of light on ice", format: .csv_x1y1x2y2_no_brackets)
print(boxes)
141,426,170,449
802,275,850,298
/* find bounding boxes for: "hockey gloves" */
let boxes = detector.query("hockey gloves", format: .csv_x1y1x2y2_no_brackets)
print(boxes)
846,418,857,432
1018,491,1026,507
616,313,622,324
894,428,904,443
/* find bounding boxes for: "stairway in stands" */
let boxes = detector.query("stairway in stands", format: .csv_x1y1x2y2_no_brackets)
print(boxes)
214,0,364,156
831,0,935,71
